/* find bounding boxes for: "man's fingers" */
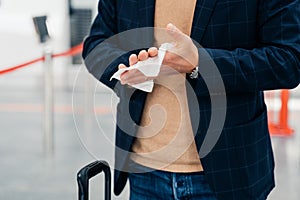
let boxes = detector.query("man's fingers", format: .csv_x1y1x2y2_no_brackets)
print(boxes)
120,69,148,85
138,50,149,61
118,63,127,69
129,54,138,66
148,47,158,57
120,69,137,83
127,76,150,85
166,23,186,43
121,47,159,85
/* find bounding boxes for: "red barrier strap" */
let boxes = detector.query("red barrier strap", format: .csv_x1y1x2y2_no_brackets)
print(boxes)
0,43,83,75
0,57,44,75
52,43,83,58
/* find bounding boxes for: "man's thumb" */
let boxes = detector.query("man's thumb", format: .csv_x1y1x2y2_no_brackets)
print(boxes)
166,23,185,42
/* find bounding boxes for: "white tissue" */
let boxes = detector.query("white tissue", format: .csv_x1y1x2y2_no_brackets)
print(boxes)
110,43,173,92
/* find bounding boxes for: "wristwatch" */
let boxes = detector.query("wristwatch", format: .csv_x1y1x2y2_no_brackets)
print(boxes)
189,66,199,79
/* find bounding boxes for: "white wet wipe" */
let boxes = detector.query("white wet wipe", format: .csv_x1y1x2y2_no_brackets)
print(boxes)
110,43,173,92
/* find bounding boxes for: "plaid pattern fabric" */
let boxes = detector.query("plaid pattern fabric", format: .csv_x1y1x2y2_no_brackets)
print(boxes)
83,0,300,199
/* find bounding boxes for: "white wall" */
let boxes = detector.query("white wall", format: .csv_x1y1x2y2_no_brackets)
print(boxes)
0,0,71,70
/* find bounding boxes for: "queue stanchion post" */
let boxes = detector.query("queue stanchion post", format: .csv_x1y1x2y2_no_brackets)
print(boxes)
33,16,54,156
1,19,84,155
43,46,54,155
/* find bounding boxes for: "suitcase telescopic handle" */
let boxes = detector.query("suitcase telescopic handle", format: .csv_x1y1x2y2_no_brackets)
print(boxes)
77,160,111,200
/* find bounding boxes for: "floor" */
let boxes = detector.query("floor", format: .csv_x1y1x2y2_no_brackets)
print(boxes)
0,66,299,200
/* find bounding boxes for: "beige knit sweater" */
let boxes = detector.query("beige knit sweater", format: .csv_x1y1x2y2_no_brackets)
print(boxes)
130,0,203,172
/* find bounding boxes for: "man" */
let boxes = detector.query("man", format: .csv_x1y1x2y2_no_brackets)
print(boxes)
82,0,300,199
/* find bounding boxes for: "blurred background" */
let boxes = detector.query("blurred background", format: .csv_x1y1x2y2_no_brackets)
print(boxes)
0,0,299,199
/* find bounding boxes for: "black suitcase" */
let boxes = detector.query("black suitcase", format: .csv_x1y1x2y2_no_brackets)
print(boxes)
77,160,111,200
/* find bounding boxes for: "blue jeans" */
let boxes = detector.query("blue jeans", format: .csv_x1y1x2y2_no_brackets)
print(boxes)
128,162,218,200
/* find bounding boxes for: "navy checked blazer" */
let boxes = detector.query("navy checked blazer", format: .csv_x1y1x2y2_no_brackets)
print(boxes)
82,0,300,199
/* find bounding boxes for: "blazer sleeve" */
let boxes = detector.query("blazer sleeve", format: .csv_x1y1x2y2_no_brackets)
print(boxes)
193,0,300,95
82,0,136,92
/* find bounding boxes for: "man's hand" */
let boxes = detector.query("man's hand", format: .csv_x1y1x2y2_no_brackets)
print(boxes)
119,23,199,85
162,23,199,74
119,47,158,85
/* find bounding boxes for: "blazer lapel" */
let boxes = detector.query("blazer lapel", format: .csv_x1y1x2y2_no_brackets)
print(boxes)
138,0,155,27
191,0,218,42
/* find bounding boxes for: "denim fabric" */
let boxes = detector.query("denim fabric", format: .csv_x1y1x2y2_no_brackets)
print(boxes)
128,162,218,200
